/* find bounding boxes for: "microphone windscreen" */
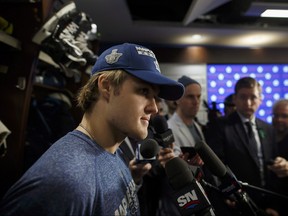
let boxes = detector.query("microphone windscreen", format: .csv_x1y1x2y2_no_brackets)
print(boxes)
165,157,194,190
151,114,168,133
140,138,159,158
195,141,227,177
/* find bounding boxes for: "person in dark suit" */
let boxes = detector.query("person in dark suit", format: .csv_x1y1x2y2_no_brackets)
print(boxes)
270,99,288,180
205,77,280,215
269,99,288,216
223,93,236,116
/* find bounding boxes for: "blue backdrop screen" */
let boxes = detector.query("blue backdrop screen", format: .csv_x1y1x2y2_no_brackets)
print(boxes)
207,64,288,123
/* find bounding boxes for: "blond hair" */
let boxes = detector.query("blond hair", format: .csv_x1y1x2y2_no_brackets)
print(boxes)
76,70,128,111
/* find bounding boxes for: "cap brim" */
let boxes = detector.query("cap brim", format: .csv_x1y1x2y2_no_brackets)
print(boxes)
125,69,184,100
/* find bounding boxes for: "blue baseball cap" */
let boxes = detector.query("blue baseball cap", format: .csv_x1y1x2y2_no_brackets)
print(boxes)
91,43,184,100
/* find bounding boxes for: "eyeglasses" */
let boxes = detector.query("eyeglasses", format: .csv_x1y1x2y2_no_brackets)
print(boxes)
272,113,288,119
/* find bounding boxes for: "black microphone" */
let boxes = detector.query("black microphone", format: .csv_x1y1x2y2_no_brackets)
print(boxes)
194,141,241,196
151,114,174,148
194,141,268,216
165,157,216,216
135,138,159,163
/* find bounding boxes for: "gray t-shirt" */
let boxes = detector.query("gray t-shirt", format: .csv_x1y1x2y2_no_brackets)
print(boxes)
0,130,140,216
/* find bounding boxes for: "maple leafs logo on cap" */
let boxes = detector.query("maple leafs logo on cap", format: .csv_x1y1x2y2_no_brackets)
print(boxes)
105,49,123,64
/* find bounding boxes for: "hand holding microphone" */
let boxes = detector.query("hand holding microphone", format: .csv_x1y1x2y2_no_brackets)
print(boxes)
165,157,215,216
135,138,159,163
130,138,159,184
158,146,175,168
151,114,203,166
178,145,203,166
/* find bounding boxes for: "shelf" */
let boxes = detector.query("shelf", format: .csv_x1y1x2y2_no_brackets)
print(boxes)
33,82,63,91
0,31,21,50
33,83,74,100
38,51,59,68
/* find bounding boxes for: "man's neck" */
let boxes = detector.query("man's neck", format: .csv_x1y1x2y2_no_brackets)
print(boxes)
276,130,288,143
237,111,255,122
177,110,194,126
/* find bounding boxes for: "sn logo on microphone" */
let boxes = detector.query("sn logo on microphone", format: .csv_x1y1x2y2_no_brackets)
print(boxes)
177,190,200,209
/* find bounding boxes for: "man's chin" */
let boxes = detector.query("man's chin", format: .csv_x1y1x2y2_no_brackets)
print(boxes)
132,132,148,141
243,110,254,118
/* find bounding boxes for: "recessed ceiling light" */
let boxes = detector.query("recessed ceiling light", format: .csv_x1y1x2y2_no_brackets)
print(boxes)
191,34,202,40
261,9,288,18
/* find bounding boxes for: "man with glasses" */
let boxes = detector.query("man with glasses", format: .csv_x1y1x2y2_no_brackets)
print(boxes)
206,77,280,215
272,99,288,146
269,99,288,215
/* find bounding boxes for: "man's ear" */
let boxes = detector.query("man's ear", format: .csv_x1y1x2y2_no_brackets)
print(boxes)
98,75,111,101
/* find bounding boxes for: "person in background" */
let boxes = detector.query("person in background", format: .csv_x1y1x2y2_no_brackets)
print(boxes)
223,93,236,116
157,75,205,216
168,75,235,215
0,43,184,216
269,99,288,216
270,99,288,177
155,97,166,117
164,100,177,120
206,76,280,215
168,75,205,161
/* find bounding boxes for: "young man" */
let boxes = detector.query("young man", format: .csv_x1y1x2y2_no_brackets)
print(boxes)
0,43,184,216
168,75,205,162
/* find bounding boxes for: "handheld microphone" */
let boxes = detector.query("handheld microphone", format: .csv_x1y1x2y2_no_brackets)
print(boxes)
194,141,267,216
194,141,241,196
151,114,174,148
135,138,159,163
165,157,215,216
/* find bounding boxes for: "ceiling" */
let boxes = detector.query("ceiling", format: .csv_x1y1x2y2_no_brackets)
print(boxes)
74,0,288,48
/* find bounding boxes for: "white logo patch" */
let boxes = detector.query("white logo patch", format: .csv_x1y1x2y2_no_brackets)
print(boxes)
105,49,123,64
154,60,160,72
135,46,161,73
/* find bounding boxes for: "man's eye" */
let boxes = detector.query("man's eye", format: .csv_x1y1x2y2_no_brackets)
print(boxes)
139,88,149,95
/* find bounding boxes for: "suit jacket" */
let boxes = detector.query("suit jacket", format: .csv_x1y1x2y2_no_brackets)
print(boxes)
276,134,288,196
205,112,284,212
275,134,288,215
206,111,277,188
168,112,206,156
